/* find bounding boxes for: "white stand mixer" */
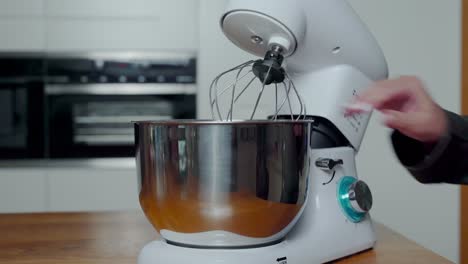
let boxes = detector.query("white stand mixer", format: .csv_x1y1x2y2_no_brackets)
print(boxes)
137,0,388,263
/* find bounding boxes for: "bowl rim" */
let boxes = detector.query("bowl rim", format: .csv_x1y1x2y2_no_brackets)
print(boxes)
132,119,314,125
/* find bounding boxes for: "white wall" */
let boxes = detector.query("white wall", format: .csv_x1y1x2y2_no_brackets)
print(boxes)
350,0,461,263
198,0,276,120
199,0,461,263
198,0,246,118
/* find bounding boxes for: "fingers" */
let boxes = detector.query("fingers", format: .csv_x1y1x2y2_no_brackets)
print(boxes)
382,109,440,142
345,76,425,116
344,101,374,116
345,76,444,142
359,77,414,108
344,82,397,115
381,110,412,131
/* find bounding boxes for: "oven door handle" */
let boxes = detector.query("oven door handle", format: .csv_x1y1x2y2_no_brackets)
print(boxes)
45,84,197,95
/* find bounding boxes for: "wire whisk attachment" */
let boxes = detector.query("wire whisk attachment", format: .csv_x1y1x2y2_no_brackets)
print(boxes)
209,46,307,121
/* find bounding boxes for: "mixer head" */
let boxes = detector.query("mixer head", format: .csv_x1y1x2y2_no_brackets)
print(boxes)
209,45,306,121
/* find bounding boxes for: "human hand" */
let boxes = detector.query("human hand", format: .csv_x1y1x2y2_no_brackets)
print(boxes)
345,76,448,143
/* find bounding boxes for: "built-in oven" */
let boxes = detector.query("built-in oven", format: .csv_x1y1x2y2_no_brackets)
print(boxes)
0,56,45,159
45,53,197,158
47,89,195,158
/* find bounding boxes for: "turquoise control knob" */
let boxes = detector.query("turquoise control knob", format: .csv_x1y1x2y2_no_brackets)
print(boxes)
337,176,373,223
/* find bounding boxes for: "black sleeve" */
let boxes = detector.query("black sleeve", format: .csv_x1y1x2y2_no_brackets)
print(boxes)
391,110,468,184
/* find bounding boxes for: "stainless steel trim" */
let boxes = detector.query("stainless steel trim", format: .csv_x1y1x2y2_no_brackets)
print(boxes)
75,115,173,124
0,51,196,63
133,119,314,125
44,51,196,61
75,127,134,135
45,84,197,95
74,135,134,145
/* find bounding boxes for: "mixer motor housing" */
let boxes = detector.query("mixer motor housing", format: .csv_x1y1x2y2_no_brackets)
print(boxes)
137,0,388,262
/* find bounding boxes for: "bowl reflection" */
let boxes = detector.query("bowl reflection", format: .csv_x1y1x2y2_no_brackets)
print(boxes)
135,120,311,247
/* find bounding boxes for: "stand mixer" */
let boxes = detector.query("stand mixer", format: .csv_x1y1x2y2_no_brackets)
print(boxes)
134,0,388,263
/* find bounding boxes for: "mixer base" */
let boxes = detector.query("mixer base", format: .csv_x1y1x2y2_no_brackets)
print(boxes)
138,238,374,264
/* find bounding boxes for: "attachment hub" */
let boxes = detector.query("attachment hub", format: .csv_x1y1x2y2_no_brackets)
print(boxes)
253,46,286,85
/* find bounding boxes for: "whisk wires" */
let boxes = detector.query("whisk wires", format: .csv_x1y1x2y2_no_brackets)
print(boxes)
209,60,307,121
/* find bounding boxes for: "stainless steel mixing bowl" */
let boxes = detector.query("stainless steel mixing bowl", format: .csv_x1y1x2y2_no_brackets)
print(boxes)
134,120,311,248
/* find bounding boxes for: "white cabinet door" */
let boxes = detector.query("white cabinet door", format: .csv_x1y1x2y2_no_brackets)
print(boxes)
0,0,45,51
47,168,140,212
45,0,199,51
46,0,181,18
0,18,45,51
0,169,47,213
45,18,198,51
0,0,44,16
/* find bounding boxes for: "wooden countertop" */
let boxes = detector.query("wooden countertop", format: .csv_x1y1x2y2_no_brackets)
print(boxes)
0,211,452,264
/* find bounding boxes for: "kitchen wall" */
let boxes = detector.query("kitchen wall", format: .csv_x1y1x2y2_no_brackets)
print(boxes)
350,0,461,263
198,0,461,263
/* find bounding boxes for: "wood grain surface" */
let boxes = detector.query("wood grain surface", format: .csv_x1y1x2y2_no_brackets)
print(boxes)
0,211,452,264
460,0,468,262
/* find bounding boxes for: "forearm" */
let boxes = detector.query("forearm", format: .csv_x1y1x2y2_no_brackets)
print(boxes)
391,110,468,184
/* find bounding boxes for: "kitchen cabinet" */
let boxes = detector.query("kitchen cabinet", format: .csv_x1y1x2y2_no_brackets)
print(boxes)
47,168,139,212
0,0,45,51
45,18,198,52
0,164,140,213
0,0,44,17
0,0,199,52
45,0,199,52
45,0,190,19
0,18,45,51
0,169,47,213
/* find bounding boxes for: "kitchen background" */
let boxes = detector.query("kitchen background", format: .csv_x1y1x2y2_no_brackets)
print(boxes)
0,0,461,263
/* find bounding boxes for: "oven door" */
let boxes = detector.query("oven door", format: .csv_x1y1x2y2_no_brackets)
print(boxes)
46,85,196,158
0,82,45,158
